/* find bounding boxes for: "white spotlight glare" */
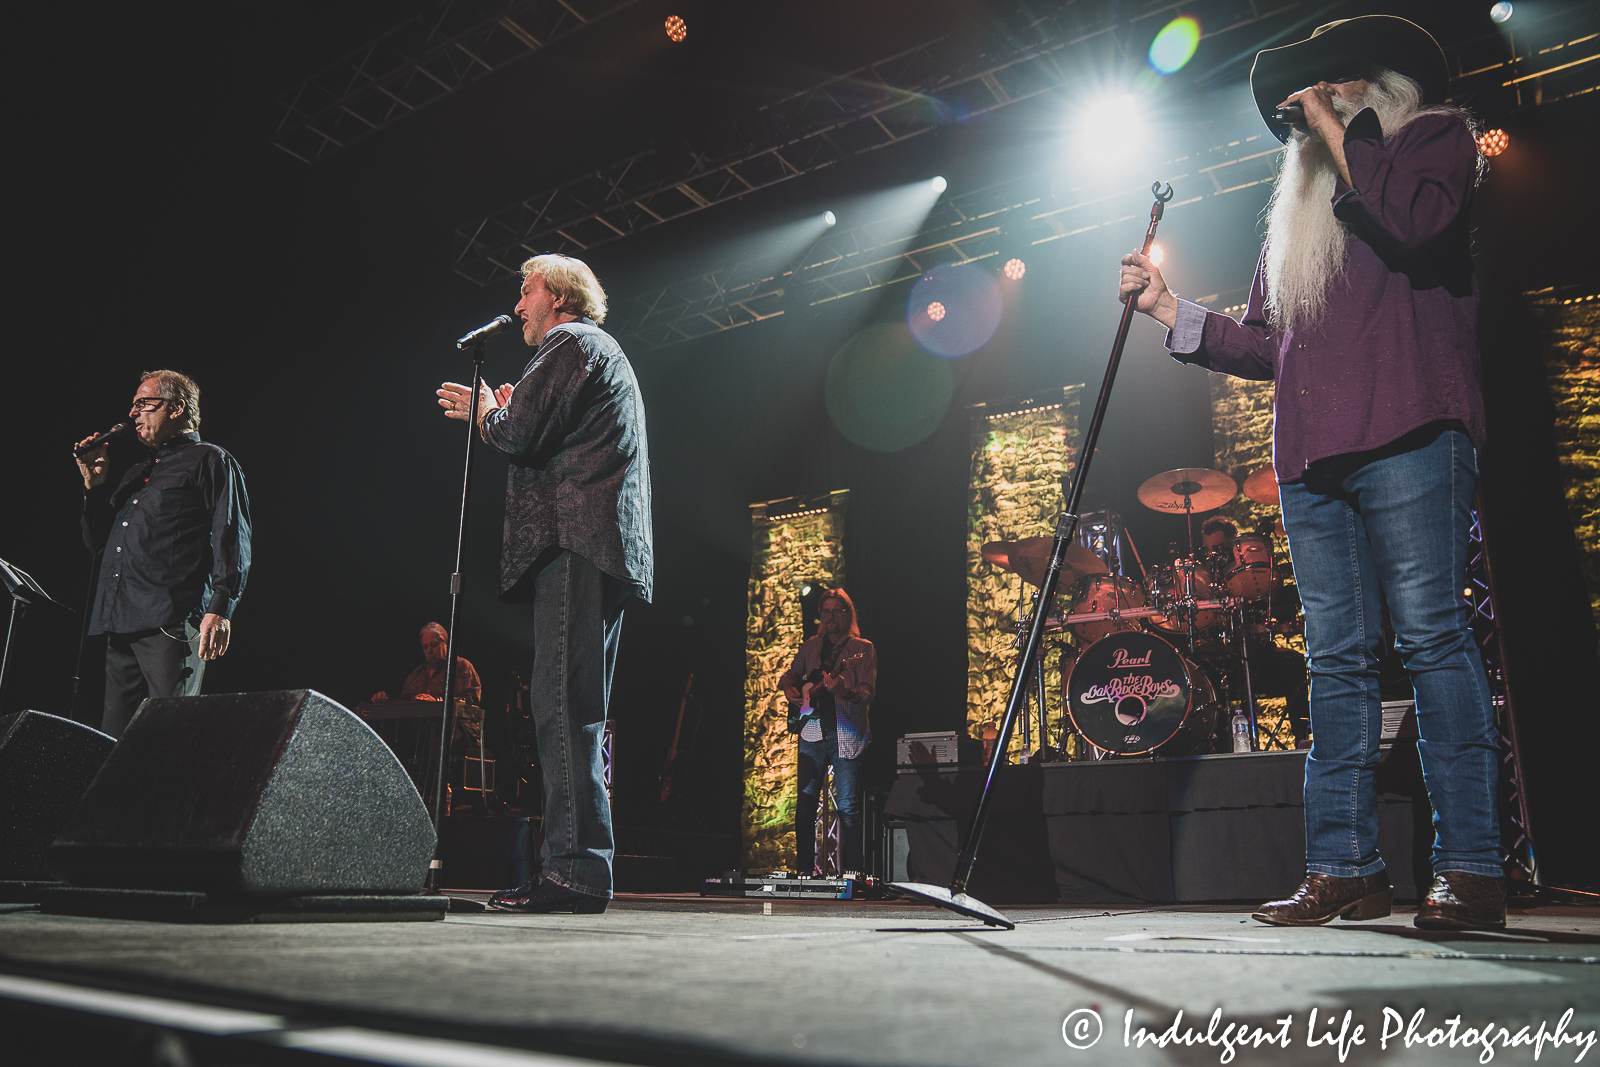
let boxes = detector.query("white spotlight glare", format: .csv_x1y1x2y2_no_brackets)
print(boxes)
1075,93,1148,175
823,210,837,226
1148,243,1165,267
1490,2,1513,23
930,176,948,194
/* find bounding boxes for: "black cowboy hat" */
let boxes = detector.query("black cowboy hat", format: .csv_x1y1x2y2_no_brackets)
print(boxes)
1250,15,1449,144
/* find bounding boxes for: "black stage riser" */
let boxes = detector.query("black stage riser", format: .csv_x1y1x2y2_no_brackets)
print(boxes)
48,690,435,894
885,748,1432,905
0,711,116,881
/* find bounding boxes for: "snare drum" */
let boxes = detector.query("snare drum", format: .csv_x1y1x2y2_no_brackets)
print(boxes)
1224,532,1276,600
1066,574,1147,643
1063,631,1219,757
1148,559,1224,636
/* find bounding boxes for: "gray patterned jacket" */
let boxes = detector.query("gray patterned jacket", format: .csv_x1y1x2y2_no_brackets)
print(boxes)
481,319,653,602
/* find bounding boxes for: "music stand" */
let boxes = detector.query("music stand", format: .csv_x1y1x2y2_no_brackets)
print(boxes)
1,558,65,708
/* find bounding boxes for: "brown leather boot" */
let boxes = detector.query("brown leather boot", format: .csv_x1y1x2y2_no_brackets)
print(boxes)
1252,872,1393,926
1415,870,1506,931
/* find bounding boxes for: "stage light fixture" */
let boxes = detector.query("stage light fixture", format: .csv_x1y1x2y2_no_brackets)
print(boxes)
1148,16,1201,75
1477,128,1509,156
1490,2,1513,23
665,15,687,41
824,210,837,226
1149,244,1165,266
930,176,948,194
1003,258,1026,281
926,301,947,322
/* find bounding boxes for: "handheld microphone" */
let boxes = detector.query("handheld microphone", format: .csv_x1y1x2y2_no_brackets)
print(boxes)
457,314,516,349
73,422,131,458
1273,104,1306,129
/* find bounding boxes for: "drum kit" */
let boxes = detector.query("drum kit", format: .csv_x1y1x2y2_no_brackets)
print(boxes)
981,464,1301,762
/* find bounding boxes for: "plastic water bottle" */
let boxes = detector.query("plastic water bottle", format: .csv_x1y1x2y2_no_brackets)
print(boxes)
1231,710,1252,753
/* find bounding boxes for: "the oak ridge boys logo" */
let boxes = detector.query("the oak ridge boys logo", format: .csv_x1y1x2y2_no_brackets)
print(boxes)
1079,673,1181,725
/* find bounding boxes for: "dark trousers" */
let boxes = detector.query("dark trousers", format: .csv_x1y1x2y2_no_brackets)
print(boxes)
102,624,205,739
527,550,630,898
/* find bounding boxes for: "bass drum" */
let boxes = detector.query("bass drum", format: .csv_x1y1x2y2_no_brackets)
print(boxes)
1063,631,1219,757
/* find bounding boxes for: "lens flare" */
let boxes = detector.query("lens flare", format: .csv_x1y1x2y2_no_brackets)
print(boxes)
1003,258,1026,281
1148,244,1165,267
1076,93,1147,174
826,322,955,452
1490,3,1513,24
824,210,837,226
1148,16,1201,75
907,262,1003,357
930,176,948,194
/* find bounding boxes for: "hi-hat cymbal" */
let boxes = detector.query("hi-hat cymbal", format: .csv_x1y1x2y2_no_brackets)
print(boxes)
1136,468,1238,514
980,537,1109,588
1242,464,1281,507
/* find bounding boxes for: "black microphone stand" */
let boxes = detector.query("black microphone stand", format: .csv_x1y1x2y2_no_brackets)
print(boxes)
425,336,490,894
892,181,1174,929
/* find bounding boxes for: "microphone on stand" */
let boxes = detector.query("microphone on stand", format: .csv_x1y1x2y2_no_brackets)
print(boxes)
457,314,516,350
72,422,131,458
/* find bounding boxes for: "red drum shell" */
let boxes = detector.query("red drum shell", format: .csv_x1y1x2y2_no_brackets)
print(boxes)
1067,575,1147,643
1225,533,1276,600
1148,560,1224,635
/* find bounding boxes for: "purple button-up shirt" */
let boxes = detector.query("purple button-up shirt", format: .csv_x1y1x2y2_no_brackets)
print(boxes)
1166,107,1483,482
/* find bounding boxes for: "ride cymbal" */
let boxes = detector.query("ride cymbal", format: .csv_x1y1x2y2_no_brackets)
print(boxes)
1242,464,1281,507
1136,468,1238,514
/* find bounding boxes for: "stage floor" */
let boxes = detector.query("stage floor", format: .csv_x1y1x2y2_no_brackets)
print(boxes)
1,894,1597,1065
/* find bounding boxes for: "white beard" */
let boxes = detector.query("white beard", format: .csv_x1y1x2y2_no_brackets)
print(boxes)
1261,70,1430,335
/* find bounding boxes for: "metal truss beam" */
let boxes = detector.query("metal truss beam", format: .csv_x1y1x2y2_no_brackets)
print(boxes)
450,0,1303,287
605,115,1284,352
273,0,642,165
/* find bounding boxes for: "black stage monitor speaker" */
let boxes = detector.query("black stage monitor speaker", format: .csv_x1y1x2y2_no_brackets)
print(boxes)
0,711,116,881
47,690,435,894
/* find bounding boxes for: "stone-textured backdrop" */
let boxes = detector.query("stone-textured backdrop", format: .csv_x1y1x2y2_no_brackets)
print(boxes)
1533,291,1600,650
741,491,848,872
966,388,1082,758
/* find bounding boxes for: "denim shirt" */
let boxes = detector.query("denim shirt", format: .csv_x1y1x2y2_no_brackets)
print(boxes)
481,319,653,602
1165,109,1484,483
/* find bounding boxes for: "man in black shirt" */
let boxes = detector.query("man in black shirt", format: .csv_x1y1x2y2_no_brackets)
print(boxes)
77,370,251,738
438,254,651,914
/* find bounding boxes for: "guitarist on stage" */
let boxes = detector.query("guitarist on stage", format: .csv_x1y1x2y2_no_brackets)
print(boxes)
779,588,876,876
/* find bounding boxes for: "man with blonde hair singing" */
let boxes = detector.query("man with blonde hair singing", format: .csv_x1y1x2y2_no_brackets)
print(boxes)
439,254,651,914
1118,17,1504,930
76,369,251,738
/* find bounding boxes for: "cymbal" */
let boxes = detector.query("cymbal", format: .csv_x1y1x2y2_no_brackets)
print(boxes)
1136,468,1238,514
1242,464,1281,507
980,537,1109,588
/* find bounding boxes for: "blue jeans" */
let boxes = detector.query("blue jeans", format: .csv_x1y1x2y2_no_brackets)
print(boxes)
1280,426,1500,880
527,550,631,898
797,734,863,874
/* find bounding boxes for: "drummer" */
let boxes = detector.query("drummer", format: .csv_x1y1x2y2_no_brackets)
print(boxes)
1201,516,1237,556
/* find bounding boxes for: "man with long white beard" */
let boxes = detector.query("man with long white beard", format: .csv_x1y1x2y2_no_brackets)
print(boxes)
1118,17,1504,930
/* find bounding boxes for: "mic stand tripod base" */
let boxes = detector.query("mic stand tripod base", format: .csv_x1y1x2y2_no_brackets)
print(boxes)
888,881,1015,929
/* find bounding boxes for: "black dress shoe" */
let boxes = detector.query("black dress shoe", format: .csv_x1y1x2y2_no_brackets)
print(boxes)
487,880,608,914
1252,872,1393,926
1415,870,1505,931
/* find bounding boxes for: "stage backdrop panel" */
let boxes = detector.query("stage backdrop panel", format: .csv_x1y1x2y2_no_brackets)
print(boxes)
966,387,1082,759
1533,287,1600,646
742,490,849,873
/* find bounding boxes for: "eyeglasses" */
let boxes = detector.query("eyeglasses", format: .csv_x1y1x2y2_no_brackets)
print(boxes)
130,398,171,413
819,608,849,617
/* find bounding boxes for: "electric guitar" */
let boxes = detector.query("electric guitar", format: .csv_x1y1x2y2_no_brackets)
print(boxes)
786,652,866,737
